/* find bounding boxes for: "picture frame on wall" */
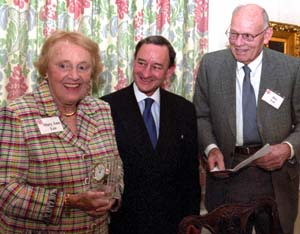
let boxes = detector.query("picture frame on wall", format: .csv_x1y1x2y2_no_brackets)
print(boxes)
267,21,300,57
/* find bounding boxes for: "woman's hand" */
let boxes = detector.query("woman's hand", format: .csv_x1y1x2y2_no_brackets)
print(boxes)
86,199,116,217
66,191,116,217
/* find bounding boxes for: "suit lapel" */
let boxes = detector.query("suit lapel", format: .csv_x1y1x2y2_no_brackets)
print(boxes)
55,113,96,152
35,81,94,152
120,86,156,153
221,55,237,139
258,49,278,101
257,49,281,140
156,89,171,151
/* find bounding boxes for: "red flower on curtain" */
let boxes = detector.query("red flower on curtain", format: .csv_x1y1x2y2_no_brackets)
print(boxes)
115,0,128,19
199,37,208,53
40,0,57,20
156,0,170,31
43,27,56,38
13,0,28,9
5,65,28,101
195,0,208,33
134,10,144,41
66,0,90,20
114,68,128,90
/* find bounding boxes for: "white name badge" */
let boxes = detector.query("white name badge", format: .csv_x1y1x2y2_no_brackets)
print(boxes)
261,89,284,109
36,117,64,134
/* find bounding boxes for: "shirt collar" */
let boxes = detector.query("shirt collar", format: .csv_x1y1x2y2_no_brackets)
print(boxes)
237,50,263,76
133,82,160,104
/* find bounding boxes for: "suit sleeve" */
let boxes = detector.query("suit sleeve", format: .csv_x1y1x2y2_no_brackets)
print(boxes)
180,102,201,216
284,61,300,160
193,56,218,153
0,107,64,225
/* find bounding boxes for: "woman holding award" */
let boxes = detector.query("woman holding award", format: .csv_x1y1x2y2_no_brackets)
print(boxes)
0,31,123,233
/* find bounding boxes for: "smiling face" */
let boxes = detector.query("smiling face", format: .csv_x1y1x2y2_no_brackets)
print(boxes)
46,40,92,111
229,5,273,64
133,43,175,96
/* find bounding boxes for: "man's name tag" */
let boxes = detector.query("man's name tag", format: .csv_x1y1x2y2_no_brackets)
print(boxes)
261,89,284,109
36,117,64,134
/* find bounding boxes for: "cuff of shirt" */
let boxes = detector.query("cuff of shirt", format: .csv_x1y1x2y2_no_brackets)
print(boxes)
282,141,294,159
204,144,219,158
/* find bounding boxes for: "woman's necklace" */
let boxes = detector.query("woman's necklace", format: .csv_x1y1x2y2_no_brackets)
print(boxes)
62,110,77,117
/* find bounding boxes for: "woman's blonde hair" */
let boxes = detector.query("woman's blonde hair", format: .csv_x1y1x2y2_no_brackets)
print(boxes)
34,30,103,92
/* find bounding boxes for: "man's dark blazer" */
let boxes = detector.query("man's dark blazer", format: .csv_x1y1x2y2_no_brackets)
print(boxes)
102,84,200,234
193,47,300,234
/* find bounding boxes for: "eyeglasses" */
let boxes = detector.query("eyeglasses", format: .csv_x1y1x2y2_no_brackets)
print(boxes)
225,27,268,42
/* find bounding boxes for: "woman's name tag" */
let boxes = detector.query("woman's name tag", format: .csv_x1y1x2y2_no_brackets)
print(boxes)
36,117,64,134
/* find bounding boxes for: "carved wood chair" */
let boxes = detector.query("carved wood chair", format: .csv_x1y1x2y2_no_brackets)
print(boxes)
178,197,279,234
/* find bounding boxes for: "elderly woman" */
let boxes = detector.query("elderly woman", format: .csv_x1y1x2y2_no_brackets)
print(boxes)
0,31,123,233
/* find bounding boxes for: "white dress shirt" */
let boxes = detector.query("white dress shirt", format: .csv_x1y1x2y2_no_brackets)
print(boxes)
133,83,160,137
236,52,262,146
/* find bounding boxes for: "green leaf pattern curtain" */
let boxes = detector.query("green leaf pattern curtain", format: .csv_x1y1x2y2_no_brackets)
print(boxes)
0,0,208,107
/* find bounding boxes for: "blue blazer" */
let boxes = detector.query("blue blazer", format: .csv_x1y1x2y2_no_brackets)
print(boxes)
102,84,200,234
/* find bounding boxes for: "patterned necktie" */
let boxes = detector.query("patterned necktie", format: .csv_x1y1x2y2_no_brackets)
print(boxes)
143,98,157,148
242,65,261,144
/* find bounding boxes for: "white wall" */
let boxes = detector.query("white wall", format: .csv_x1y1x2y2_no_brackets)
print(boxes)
208,0,300,52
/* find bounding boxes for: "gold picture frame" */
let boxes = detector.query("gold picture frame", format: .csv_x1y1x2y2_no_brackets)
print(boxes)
267,21,300,57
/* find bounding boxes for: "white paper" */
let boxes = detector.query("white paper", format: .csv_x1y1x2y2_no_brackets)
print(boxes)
210,144,271,176
231,144,271,172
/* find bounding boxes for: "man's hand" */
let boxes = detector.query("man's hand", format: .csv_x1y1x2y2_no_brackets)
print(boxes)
254,143,291,171
207,148,226,171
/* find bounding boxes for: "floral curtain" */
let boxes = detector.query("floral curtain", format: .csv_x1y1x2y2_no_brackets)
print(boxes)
0,0,208,107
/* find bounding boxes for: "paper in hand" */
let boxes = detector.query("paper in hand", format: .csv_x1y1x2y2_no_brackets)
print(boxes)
210,144,271,178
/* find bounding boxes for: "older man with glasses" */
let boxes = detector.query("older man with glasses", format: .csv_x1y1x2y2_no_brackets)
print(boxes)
194,3,300,234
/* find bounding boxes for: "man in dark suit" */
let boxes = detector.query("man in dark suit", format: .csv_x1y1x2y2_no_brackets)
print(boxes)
102,35,200,234
194,4,300,234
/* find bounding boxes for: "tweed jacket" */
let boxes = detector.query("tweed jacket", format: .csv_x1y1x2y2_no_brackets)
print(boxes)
193,47,300,234
0,81,123,234
102,84,201,234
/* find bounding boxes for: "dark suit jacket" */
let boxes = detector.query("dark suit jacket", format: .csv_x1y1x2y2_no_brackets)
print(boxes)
102,84,201,234
193,47,300,234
